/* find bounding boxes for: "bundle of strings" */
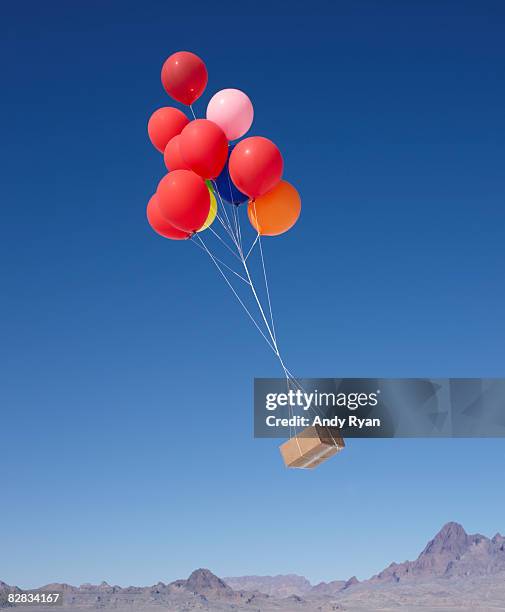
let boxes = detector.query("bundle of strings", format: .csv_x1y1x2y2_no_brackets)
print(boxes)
191,173,344,456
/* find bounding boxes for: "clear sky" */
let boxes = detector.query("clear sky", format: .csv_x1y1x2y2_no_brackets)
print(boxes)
1,0,504,588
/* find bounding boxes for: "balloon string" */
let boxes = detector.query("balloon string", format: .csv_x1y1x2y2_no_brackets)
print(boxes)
255,203,277,344
190,237,249,284
212,181,276,350
208,222,242,261
195,233,277,354
237,208,243,249
239,238,280,358
199,185,342,450
223,169,239,246
211,180,240,250
245,234,259,261
198,212,328,447
225,169,243,250
201,178,320,446
213,198,235,240
210,196,237,245
215,213,243,251
212,181,287,367
189,105,197,120
233,203,332,444
231,204,240,248
235,202,281,361
234,205,243,251
224,170,242,248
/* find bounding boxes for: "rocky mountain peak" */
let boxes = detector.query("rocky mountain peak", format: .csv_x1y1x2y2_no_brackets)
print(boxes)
420,522,469,557
185,568,232,594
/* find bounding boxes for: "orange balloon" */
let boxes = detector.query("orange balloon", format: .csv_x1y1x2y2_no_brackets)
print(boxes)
247,181,301,236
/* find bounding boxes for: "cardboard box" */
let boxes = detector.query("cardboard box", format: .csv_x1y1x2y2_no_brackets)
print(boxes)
279,425,345,469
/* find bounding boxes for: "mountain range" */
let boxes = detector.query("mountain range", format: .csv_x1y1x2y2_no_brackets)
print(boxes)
2,522,505,610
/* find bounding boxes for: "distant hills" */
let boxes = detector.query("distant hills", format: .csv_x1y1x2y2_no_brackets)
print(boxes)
2,522,505,610
229,521,505,598
223,573,312,597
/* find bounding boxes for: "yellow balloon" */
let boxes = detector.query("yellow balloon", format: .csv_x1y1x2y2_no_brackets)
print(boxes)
197,186,217,232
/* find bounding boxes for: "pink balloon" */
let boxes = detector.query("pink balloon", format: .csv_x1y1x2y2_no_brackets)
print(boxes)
206,89,254,141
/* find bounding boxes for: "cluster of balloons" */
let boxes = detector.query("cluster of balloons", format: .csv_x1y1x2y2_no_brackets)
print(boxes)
146,51,301,239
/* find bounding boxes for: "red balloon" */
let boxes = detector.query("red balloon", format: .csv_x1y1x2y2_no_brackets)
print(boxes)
179,119,228,179
157,170,210,233
164,135,190,171
161,51,208,106
148,107,189,153
229,136,283,198
146,194,190,240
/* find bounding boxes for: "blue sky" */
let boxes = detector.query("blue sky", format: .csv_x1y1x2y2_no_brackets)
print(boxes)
1,0,504,588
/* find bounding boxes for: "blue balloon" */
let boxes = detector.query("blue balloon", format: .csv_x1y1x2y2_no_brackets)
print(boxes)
214,144,249,206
